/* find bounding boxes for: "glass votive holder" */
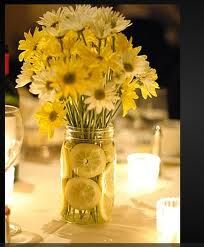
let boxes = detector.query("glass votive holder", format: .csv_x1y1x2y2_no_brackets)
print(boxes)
156,197,180,243
5,166,15,205
127,153,160,194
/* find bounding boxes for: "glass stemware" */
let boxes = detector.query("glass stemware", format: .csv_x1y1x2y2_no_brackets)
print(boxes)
5,105,24,236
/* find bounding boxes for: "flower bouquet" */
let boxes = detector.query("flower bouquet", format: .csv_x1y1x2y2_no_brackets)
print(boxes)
16,5,159,224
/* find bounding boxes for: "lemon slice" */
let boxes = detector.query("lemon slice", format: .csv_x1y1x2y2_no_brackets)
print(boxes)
99,194,114,222
60,178,69,216
98,162,115,221
70,143,106,178
60,142,72,178
98,162,115,197
102,142,116,163
65,177,101,210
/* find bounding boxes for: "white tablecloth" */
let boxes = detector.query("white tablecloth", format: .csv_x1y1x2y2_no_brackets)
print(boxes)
10,159,180,243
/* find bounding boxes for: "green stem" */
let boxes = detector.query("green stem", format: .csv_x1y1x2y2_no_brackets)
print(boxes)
80,31,87,46
67,101,76,127
62,97,73,126
91,111,97,141
103,109,107,127
112,35,115,52
106,101,121,126
72,99,82,128
98,39,102,55
73,208,75,220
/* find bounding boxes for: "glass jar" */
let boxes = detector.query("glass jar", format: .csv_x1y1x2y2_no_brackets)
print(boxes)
60,126,116,224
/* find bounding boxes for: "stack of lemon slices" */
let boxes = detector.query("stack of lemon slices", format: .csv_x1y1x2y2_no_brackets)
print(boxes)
61,142,115,222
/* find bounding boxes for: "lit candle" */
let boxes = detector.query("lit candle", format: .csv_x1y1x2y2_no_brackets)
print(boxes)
127,153,160,194
156,197,180,243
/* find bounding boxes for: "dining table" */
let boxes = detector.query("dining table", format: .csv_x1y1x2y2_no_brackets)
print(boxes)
9,153,180,243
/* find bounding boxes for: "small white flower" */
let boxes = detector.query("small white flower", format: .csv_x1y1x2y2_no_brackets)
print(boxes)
84,83,119,114
62,5,97,32
91,7,132,39
16,62,35,88
37,8,67,37
29,70,57,101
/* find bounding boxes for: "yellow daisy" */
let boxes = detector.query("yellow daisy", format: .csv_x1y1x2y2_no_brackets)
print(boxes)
78,42,120,72
62,30,80,57
35,101,66,138
38,34,62,57
121,78,139,117
115,33,133,52
18,27,45,62
52,58,89,98
138,68,160,99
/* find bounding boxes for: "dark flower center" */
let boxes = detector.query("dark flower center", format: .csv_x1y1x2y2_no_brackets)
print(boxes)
123,63,134,72
96,55,103,61
49,111,58,122
94,89,105,100
46,81,53,90
46,56,53,66
51,21,59,28
33,44,37,51
111,19,117,28
63,72,76,84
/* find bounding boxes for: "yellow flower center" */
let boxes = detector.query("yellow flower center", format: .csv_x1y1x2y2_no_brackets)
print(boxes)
123,63,134,72
94,89,105,100
46,81,53,90
49,111,58,122
63,72,76,84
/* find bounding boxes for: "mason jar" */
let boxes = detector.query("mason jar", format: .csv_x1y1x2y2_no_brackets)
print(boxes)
60,126,116,224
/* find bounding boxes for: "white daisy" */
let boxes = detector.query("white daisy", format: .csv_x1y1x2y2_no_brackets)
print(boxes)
62,5,97,32
110,70,128,85
37,8,67,37
16,62,35,88
29,70,57,101
91,7,132,39
120,47,150,78
84,83,119,114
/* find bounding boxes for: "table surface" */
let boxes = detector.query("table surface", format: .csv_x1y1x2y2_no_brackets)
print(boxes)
9,155,180,243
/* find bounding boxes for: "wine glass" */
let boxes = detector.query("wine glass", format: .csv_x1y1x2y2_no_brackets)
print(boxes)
5,105,24,236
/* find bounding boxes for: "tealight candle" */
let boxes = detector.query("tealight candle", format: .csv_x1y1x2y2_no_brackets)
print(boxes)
156,197,180,243
127,153,160,194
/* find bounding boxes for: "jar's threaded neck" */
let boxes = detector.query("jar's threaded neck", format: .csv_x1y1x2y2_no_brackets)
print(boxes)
65,125,114,141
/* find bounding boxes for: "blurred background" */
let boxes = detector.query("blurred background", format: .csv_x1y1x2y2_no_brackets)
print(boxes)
5,4,180,166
